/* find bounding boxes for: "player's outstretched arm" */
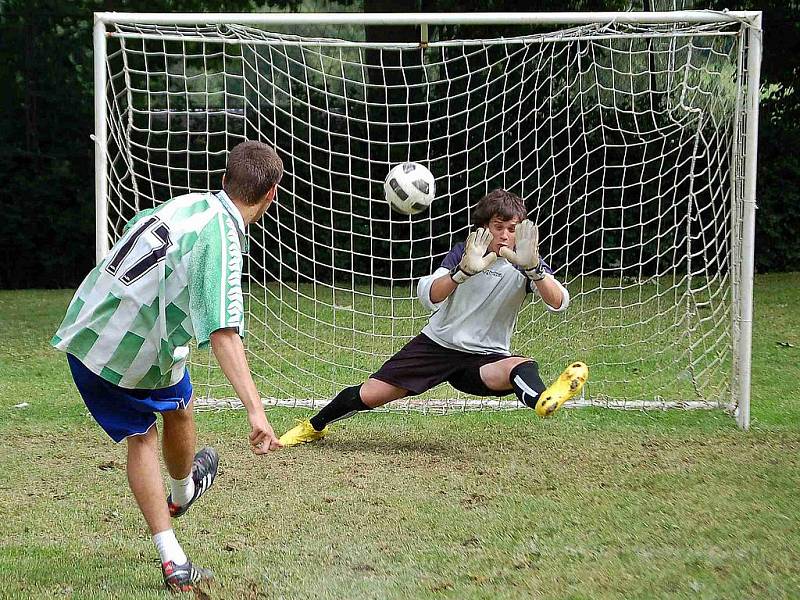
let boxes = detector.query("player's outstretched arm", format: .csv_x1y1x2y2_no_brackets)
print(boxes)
500,220,566,310
210,328,282,454
427,228,498,303
427,272,459,304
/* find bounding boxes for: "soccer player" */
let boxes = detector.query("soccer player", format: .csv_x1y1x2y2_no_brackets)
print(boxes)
279,189,588,447
51,141,284,592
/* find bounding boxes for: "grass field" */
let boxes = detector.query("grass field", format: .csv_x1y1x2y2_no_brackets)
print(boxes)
0,273,799,599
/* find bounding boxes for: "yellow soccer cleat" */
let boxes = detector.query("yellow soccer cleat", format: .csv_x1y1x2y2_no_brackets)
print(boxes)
535,362,589,417
279,419,328,447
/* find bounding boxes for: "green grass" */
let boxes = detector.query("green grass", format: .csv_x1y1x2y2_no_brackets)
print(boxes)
0,273,799,598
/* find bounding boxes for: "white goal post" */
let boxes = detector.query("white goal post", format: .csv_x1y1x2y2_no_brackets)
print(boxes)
93,10,762,428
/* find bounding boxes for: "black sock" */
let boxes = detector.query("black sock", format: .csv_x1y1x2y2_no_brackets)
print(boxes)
309,385,370,431
510,361,546,409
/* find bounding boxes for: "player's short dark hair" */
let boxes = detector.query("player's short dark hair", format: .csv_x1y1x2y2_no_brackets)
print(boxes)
472,189,527,227
223,140,284,206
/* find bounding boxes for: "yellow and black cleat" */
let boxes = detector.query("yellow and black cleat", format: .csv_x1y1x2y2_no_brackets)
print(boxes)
278,419,328,447
535,362,588,417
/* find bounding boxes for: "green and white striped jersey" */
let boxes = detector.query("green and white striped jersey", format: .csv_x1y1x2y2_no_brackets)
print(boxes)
52,191,247,389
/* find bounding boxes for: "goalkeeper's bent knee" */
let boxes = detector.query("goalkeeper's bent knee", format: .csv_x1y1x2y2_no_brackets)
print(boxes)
510,361,546,409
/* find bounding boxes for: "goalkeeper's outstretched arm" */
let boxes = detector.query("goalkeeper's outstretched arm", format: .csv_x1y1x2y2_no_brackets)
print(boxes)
419,228,498,306
427,271,459,304
533,276,567,310
500,219,569,312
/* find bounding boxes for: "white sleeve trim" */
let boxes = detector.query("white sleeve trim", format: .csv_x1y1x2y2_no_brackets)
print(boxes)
417,267,451,312
542,276,570,312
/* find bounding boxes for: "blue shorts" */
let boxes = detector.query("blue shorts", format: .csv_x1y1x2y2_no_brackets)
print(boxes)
67,354,193,443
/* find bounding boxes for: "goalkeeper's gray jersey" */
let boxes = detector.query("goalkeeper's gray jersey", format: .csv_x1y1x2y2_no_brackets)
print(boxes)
416,242,569,355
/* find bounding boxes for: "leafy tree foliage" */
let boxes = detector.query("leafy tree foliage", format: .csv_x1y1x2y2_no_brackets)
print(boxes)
0,0,796,288
705,0,800,272
0,0,257,288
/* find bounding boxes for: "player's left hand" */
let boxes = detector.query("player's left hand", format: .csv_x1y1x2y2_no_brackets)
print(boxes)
499,220,545,280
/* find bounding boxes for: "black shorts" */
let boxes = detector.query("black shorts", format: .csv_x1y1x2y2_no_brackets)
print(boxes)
370,333,514,397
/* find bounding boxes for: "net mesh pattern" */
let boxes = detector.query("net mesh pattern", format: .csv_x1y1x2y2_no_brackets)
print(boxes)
101,18,749,411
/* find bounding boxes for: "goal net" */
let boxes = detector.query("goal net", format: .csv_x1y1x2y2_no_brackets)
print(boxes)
95,12,761,424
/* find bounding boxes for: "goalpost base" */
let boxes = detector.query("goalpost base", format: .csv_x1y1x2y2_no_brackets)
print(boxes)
192,395,726,415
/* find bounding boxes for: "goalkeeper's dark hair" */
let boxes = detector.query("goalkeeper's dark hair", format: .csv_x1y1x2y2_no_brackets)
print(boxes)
223,140,284,206
472,189,528,227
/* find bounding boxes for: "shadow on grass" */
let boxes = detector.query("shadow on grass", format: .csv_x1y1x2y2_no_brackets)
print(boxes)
317,436,457,457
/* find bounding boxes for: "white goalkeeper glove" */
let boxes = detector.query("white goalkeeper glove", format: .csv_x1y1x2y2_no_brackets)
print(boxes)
499,219,546,281
449,228,498,284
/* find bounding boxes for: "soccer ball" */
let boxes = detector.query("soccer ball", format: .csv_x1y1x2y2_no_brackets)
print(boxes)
384,162,436,215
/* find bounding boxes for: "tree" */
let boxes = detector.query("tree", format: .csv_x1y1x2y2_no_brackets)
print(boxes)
0,0,795,287
705,0,800,271
0,0,259,288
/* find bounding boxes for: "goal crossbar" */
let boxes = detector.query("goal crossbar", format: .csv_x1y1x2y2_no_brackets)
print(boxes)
95,11,761,27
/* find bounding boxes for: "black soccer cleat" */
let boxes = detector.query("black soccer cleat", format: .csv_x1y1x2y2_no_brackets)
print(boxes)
167,446,219,518
162,558,214,592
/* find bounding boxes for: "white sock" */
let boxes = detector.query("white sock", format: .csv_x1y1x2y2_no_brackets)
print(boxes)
169,474,195,507
153,529,188,566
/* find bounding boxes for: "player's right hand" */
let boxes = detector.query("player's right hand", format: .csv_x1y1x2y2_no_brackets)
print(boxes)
450,228,498,284
248,411,283,454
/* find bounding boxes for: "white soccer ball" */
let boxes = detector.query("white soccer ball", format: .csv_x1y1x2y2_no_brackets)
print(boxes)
384,162,436,215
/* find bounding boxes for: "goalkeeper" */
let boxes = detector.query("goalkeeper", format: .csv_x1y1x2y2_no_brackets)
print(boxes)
280,189,587,447
51,141,284,592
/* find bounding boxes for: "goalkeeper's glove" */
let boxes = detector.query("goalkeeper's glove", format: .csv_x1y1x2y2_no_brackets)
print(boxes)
499,219,546,281
449,228,498,284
